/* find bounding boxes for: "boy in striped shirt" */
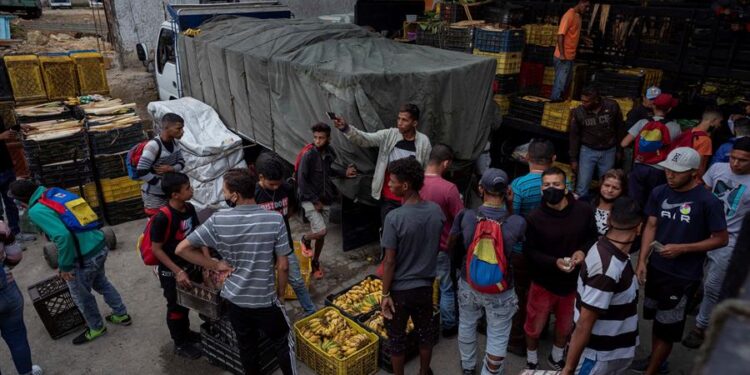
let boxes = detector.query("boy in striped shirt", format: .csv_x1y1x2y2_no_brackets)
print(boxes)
563,197,641,375
137,113,186,216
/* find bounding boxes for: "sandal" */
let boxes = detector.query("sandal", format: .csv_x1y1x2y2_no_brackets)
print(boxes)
300,235,314,258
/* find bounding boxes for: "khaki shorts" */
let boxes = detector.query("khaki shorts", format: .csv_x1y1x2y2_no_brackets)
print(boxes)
301,201,330,234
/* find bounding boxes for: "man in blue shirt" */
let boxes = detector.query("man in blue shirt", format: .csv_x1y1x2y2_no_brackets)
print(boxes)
711,117,749,166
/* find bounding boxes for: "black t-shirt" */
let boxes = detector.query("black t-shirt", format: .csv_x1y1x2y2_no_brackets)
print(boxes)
150,203,200,267
255,182,294,247
645,184,727,280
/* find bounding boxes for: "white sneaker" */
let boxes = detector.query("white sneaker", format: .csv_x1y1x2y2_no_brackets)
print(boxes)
31,365,43,375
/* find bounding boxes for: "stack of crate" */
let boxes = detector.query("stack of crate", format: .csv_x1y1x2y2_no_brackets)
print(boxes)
200,317,279,375
592,70,644,98
610,97,635,121
521,24,557,97
509,95,549,124
522,24,557,47
473,26,525,117
82,98,146,225
441,20,485,54
617,67,663,95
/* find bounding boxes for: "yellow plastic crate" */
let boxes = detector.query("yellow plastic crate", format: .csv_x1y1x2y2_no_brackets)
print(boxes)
40,55,79,100
295,307,379,375
4,55,47,103
610,97,634,120
523,24,557,47
276,241,312,300
543,66,555,86
493,94,510,116
541,100,581,133
83,176,141,208
618,67,663,95
70,52,109,95
473,50,522,75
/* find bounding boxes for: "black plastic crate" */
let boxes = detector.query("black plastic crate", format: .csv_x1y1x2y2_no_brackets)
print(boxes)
442,27,473,53
359,309,440,373
509,97,547,124
591,71,644,98
88,122,146,156
103,197,146,226
416,28,442,48
22,131,88,166
324,274,381,322
200,320,278,375
474,28,525,53
94,152,129,179
482,5,524,27
440,2,467,24
523,45,554,66
29,159,94,188
27,276,86,339
493,74,519,95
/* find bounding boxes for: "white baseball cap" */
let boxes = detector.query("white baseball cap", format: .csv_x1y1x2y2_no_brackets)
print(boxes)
658,147,701,172
646,86,662,100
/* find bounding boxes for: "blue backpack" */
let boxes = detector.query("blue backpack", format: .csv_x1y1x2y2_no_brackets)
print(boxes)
37,188,101,232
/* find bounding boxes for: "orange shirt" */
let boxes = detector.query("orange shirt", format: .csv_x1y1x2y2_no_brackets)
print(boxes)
692,129,713,157
554,8,582,60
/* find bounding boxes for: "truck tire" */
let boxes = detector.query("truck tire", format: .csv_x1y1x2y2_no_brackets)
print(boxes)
43,243,58,269
102,227,117,250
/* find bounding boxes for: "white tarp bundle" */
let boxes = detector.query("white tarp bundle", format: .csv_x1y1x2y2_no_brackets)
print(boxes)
147,97,246,209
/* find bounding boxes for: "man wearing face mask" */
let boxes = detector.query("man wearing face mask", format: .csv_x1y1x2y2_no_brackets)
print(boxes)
562,197,642,375
631,147,727,375
523,167,598,371
176,169,297,375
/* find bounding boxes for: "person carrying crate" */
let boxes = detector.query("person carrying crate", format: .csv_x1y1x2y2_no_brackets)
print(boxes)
9,180,131,346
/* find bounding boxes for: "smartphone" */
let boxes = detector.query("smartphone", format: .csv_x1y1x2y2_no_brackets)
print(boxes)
326,111,337,120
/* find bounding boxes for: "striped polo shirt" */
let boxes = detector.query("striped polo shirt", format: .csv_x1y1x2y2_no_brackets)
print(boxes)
575,238,639,361
186,204,291,308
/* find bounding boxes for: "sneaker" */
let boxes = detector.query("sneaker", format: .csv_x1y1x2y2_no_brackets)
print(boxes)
105,313,132,326
31,365,43,375
462,369,476,375
300,235,313,258
525,362,538,370
72,327,107,345
547,354,564,371
442,326,458,338
174,343,202,360
630,356,670,374
682,327,705,349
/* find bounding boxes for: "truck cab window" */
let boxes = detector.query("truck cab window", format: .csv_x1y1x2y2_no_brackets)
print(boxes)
157,29,176,74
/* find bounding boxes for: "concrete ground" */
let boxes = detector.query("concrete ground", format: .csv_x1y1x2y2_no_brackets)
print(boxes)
0,215,699,375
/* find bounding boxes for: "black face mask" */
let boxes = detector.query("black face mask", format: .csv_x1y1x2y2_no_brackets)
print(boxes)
542,187,566,205
225,198,236,208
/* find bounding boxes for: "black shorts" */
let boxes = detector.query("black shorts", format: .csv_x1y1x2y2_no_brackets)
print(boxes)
384,286,437,355
643,265,699,343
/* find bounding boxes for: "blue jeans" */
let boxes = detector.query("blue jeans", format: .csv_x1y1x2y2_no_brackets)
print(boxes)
458,279,518,375
0,281,33,375
576,146,616,198
551,58,574,101
697,245,733,329
66,247,127,331
437,251,457,330
287,252,316,316
0,169,20,235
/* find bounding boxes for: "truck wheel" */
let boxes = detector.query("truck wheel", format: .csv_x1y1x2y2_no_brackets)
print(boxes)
43,243,59,269
102,227,117,250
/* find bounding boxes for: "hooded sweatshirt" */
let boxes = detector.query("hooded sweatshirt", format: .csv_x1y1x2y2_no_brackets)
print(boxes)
524,193,599,295
27,187,105,272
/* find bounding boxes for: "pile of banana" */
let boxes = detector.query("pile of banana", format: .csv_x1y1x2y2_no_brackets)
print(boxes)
332,278,383,316
299,309,372,359
364,313,414,339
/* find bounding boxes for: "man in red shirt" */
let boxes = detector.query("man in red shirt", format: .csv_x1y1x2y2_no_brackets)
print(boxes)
420,144,464,337
550,0,590,101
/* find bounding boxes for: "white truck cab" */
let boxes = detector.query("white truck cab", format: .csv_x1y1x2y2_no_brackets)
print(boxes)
139,1,292,101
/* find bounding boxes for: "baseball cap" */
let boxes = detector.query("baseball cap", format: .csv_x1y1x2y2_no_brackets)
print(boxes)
658,147,701,172
645,86,661,100
652,93,679,108
480,168,509,194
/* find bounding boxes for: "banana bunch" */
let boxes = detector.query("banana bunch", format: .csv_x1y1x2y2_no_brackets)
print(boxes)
299,309,372,359
333,278,382,316
364,313,415,339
